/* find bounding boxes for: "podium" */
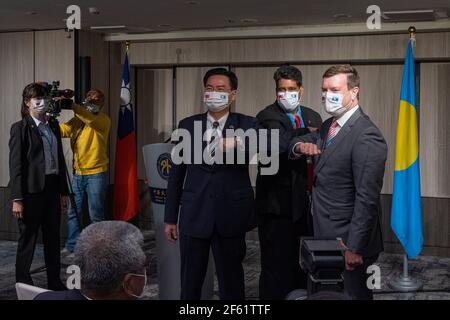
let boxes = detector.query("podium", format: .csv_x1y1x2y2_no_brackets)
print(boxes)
142,143,214,300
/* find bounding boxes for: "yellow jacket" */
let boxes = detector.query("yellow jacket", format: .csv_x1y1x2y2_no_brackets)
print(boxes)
60,104,111,175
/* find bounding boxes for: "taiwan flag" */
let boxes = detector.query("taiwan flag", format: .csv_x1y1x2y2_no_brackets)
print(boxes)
113,51,139,221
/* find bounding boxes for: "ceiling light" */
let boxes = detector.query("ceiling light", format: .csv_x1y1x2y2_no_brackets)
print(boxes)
333,13,352,19
240,18,258,23
90,25,126,30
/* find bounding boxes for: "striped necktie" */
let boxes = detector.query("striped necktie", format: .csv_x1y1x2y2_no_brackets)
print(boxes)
207,121,220,162
325,118,339,147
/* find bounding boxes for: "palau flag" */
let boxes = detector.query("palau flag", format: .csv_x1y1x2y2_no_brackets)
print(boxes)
113,51,139,221
391,40,423,259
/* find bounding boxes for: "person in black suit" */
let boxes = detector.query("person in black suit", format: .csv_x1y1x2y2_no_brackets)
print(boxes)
256,66,322,300
290,65,387,299
9,83,69,290
164,68,259,300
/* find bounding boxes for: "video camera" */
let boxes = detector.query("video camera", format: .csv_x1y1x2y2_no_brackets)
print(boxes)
42,81,74,118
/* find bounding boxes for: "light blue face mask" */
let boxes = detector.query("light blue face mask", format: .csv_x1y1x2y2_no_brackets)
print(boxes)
83,101,100,113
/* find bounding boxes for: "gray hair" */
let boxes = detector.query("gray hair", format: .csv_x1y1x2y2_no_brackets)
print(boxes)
74,221,146,296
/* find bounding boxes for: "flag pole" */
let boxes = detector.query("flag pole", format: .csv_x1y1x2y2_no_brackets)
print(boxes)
388,26,423,293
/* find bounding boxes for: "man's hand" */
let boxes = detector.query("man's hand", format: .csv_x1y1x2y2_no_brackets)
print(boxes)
344,250,364,271
219,137,236,153
61,196,69,213
307,126,319,133
294,142,321,156
339,240,363,271
12,201,24,219
164,223,178,242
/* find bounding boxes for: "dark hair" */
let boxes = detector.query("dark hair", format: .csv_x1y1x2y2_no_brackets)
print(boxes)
323,64,360,90
203,68,238,90
273,65,303,87
86,89,105,107
21,83,49,118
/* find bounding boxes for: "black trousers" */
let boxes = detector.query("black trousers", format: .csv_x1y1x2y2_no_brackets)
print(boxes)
180,231,246,300
343,254,379,300
258,214,309,300
16,175,64,290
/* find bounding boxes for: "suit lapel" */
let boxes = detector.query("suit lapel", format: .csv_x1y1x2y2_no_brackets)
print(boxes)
314,108,362,176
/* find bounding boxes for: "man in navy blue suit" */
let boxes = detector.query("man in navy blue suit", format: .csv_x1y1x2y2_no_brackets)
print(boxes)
164,68,259,300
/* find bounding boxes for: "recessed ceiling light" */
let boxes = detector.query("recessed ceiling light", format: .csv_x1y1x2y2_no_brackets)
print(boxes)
333,13,352,19
240,18,258,23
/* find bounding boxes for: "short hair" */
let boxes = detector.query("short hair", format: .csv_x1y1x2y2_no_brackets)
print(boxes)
203,68,238,90
74,221,146,296
273,65,303,87
21,83,49,118
86,89,105,107
322,65,360,91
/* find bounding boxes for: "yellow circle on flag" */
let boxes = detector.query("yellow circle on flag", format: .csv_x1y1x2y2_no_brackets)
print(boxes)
395,101,419,171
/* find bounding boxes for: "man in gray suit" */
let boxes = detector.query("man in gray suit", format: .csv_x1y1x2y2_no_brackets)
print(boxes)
290,65,387,300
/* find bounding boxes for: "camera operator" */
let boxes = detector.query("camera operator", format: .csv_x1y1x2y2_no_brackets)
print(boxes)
9,82,69,290
60,89,111,256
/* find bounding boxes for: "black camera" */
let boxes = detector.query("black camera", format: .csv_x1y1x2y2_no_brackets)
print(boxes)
43,81,74,118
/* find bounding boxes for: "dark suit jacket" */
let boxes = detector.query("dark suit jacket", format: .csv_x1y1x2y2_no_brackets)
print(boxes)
165,112,258,238
256,102,322,221
34,289,87,300
289,108,387,257
9,115,69,200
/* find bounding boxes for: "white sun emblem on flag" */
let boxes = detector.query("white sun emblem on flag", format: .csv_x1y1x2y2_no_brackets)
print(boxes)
120,82,132,114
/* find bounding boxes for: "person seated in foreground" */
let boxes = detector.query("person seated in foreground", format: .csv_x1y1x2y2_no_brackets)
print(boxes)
35,221,147,300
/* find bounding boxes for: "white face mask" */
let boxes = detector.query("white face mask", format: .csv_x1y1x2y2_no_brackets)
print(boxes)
277,91,300,111
322,92,349,117
30,98,47,114
125,272,147,299
204,91,230,112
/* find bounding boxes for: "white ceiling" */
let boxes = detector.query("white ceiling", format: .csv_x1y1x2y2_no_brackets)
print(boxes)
0,0,449,35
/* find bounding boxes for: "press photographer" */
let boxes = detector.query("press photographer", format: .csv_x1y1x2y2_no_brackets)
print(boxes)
59,89,111,256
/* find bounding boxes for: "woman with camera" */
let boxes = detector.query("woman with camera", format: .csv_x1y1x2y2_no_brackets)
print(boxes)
9,82,69,290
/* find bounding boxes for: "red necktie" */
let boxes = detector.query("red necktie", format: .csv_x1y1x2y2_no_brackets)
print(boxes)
294,115,301,129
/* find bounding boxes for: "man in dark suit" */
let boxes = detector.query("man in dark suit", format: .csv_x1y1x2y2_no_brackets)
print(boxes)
290,65,387,300
164,68,258,300
9,83,69,290
256,66,322,299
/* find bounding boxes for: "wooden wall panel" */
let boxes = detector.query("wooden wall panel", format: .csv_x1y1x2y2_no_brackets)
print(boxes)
130,32,450,66
34,30,75,176
0,32,34,186
381,195,450,257
108,43,124,184
136,69,173,179
420,63,450,198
